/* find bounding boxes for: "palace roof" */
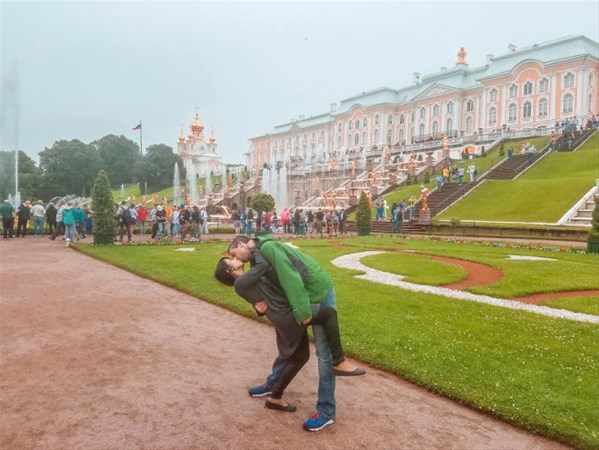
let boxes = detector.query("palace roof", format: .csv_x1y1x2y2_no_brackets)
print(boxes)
252,35,599,140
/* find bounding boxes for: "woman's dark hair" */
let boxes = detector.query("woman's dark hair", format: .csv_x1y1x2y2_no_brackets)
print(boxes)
214,257,235,286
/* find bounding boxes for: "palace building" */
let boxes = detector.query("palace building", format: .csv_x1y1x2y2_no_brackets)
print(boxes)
247,35,599,207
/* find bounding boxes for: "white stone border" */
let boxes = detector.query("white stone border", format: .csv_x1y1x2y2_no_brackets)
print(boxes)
557,185,597,226
332,251,599,324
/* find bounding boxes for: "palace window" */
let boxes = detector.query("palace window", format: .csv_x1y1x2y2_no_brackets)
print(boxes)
589,73,594,89
399,114,405,124
419,123,425,136
446,118,453,133
399,128,404,143
388,115,393,125
562,93,574,113
433,104,440,116
387,129,392,145
375,114,380,125
355,134,360,145
523,81,533,96
466,116,473,132
347,133,352,145
488,107,497,125
363,118,368,128
564,72,575,88
432,121,439,135
523,101,532,119
447,101,454,114
489,89,497,102
348,121,352,130
419,107,426,120
539,78,549,93
509,84,518,98
362,132,367,145
411,111,415,122
538,98,548,118
355,119,360,129
508,103,517,122
374,129,379,142
337,135,342,147
466,100,474,112
337,123,343,132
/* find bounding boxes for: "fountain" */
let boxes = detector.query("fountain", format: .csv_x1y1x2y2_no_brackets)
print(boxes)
187,166,199,205
173,162,182,205
120,183,125,199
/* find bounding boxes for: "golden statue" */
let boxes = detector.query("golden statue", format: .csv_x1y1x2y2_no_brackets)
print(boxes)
457,47,467,65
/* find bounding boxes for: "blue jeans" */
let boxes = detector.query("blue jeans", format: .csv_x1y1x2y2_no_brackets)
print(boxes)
265,288,337,421
33,217,44,235
64,223,76,241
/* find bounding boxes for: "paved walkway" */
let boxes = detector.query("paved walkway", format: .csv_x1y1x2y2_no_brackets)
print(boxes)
0,239,568,450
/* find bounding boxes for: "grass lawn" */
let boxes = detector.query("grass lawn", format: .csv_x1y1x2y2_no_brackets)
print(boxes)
438,132,599,223
541,297,599,316
348,182,432,220
341,236,599,298
77,236,599,449
361,251,467,285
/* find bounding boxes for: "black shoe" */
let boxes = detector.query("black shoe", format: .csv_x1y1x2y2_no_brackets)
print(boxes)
265,400,297,413
332,367,367,377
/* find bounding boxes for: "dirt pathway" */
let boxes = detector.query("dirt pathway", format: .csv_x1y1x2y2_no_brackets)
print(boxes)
0,239,567,450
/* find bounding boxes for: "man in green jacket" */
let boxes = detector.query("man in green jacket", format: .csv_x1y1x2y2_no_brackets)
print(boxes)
228,233,338,432
0,199,15,239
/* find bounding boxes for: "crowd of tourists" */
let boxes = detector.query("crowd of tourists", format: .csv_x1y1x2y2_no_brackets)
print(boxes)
232,207,349,238
0,199,91,244
551,115,598,151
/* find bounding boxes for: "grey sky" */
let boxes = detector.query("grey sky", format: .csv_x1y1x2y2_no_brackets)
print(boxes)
1,1,598,163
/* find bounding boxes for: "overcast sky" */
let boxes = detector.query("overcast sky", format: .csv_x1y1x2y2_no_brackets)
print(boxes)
1,1,598,163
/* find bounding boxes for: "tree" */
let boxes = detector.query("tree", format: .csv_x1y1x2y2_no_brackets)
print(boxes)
0,150,41,201
93,134,141,187
137,144,184,193
356,192,371,236
91,170,115,245
250,192,275,215
38,140,101,198
587,194,599,254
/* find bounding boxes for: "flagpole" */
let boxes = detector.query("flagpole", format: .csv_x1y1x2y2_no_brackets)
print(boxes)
140,120,143,155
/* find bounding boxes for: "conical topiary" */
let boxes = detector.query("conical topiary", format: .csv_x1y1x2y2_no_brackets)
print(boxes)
356,191,371,236
587,193,599,253
92,170,116,245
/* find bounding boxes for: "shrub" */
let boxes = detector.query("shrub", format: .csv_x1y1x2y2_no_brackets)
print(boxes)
587,194,599,253
423,171,431,184
356,192,371,236
250,192,275,215
91,170,116,245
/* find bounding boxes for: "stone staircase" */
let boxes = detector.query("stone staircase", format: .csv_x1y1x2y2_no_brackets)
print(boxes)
416,182,478,218
559,186,598,227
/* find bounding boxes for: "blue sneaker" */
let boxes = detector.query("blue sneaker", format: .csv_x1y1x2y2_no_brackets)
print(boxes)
303,412,335,432
248,384,272,398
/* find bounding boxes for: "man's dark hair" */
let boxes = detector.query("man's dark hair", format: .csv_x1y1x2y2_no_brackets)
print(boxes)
227,235,250,253
214,257,235,286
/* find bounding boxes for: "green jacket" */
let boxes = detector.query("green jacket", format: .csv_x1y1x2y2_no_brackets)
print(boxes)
256,233,333,323
0,202,14,219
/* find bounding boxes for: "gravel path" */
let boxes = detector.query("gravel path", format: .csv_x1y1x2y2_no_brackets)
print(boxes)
332,251,599,324
0,239,568,450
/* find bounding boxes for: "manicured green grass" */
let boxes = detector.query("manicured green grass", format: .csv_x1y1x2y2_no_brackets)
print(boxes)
341,235,599,298
541,297,599,316
112,175,226,204
361,251,467,285
77,236,599,449
439,132,599,223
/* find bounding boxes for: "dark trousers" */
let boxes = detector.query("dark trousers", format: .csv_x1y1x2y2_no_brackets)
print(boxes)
270,333,310,399
2,217,14,238
310,306,344,366
52,222,64,240
119,223,132,242
47,220,56,236
16,219,28,237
